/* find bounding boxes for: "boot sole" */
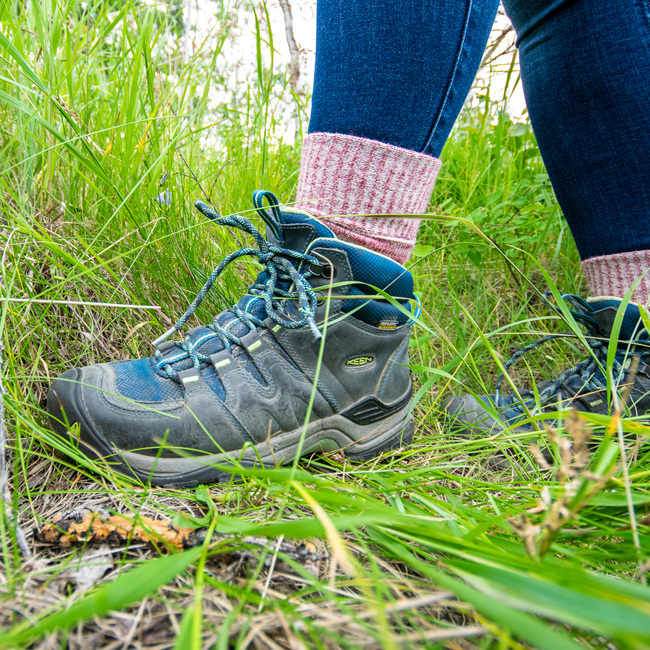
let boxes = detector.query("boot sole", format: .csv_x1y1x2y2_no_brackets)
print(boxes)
48,370,413,487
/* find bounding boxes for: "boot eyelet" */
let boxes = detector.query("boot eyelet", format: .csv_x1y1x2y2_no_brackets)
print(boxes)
321,264,337,279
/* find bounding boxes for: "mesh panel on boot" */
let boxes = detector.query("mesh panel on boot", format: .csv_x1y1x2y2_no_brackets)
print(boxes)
342,286,410,325
114,358,184,401
119,293,270,402
202,365,227,401
115,354,228,403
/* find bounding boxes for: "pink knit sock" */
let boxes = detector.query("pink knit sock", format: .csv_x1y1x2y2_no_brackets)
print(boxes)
582,250,650,303
294,133,441,264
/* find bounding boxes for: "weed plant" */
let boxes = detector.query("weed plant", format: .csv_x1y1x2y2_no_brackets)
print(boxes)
1,2,650,649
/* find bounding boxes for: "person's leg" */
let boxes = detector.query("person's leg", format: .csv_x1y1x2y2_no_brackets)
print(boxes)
504,0,650,303
295,0,501,263
446,0,650,433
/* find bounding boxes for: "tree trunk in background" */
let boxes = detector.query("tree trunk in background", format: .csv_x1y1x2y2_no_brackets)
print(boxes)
278,0,301,91
278,0,304,139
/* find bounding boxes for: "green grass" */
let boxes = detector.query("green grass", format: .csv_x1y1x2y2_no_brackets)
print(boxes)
1,2,650,648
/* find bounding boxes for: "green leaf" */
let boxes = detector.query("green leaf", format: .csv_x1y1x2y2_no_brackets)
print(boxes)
588,491,650,507
0,89,112,186
467,249,482,268
438,571,584,650
171,513,204,529
375,534,584,650
410,244,434,257
450,560,650,640
171,486,219,528
174,606,199,650
511,122,528,136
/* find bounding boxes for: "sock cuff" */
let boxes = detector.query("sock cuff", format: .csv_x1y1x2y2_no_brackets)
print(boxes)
294,132,441,263
581,249,650,303
295,132,441,217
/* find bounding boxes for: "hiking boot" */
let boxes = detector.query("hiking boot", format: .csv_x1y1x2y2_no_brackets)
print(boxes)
444,294,650,436
47,191,416,487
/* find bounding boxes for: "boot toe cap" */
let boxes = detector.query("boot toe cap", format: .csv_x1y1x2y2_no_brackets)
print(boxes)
443,394,504,436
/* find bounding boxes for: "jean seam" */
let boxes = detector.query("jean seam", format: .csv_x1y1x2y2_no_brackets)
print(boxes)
423,0,474,154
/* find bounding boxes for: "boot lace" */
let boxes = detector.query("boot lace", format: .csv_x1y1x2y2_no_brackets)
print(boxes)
152,191,322,381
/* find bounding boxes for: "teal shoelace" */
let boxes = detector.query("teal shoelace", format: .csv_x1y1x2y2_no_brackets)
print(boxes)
152,191,322,381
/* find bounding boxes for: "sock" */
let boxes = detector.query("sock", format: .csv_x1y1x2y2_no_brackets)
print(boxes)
294,133,441,264
582,250,650,304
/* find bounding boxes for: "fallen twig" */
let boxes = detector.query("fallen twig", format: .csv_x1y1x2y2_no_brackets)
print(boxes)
35,511,203,549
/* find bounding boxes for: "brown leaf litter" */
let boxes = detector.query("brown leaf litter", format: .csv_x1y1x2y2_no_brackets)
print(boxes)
35,509,325,575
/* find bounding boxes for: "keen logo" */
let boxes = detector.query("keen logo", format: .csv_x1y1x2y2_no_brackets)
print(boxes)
346,356,373,367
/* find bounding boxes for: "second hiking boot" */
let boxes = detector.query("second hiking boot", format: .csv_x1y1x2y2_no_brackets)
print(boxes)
444,294,650,435
47,191,416,486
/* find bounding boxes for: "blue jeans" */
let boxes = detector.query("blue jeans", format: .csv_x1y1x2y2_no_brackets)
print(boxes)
309,0,650,262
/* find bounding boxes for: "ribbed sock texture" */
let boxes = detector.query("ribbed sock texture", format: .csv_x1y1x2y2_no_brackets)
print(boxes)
294,132,441,264
582,249,650,303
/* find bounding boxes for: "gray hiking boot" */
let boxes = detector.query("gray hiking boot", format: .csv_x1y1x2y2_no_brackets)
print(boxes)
444,294,650,436
47,191,416,486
